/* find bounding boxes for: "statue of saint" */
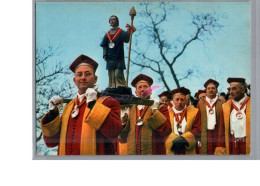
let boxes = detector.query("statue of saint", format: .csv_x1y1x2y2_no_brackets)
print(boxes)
100,15,135,89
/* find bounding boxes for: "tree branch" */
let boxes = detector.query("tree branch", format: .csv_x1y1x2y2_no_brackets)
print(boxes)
36,132,43,142
132,2,223,90
171,27,201,66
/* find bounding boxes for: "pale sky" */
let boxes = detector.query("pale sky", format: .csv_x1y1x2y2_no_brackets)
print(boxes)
36,1,250,98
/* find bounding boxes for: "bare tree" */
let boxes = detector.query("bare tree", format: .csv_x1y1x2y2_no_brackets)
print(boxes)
131,2,223,91
35,44,76,155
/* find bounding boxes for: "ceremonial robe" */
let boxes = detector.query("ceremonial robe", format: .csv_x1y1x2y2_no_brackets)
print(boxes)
119,105,171,155
165,107,201,155
41,97,123,155
197,99,222,155
214,99,250,155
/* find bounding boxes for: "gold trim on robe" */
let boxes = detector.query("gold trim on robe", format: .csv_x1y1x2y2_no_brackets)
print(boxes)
41,114,61,137
215,99,250,155
126,105,167,155
41,97,111,155
198,99,222,154
165,107,199,155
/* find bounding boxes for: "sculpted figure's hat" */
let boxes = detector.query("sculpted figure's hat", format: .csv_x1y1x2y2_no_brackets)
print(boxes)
131,74,153,87
170,87,190,96
158,91,172,99
204,79,219,88
227,77,246,84
69,54,98,73
196,89,206,99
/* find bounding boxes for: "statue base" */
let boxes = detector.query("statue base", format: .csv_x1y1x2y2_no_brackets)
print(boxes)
98,86,153,107
104,86,132,95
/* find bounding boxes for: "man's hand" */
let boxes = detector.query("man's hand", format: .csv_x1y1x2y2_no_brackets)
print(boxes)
151,99,160,111
171,137,189,152
49,96,63,111
85,87,98,103
121,107,130,125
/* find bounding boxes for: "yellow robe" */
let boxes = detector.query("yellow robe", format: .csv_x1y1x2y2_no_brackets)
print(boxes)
214,99,250,155
118,105,168,155
41,97,111,155
165,107,199,155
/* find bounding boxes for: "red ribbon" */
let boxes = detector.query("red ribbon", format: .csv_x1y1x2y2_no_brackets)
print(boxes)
75,96,87,107
106,28,122,42
126,24,136,34
136,106,149,120
174,108,187,125
204,99,217,110
231,97,250,112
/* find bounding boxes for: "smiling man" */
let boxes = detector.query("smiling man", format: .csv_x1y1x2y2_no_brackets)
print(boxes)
215,77,251,155
40,54,123,155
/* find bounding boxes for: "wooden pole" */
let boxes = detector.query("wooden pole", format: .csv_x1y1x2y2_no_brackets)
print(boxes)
126,7,136,86
62,92,154,106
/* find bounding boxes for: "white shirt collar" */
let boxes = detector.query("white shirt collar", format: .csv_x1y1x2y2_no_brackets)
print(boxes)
172,106,186,114
232,94,248,108
137,105,145,110
77,92,86,103
206,96,218,106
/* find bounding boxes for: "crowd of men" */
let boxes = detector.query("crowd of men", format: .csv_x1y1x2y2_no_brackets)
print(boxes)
159,78,251,155
40,54,251,156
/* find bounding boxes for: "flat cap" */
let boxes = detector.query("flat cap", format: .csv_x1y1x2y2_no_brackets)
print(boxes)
170,87,190,96
131,74,153,87
196,89,206,99
69,54,98,73
227,77,246,84
204,79,219,88
158,91,172,99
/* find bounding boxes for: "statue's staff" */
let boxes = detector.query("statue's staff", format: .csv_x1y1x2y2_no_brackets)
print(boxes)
126,7,136,86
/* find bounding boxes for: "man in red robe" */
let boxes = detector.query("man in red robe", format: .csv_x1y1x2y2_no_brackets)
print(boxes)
196,89,206,102
165,87,201,155
118,74,172,155
40,54,123,155
215,78,250,155
158,91,172,106
196,79,223,155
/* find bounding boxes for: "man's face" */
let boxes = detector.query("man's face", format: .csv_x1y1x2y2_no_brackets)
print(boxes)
135,82,149,99
206,84,218,98
229,83,245,101
73,65,97,94
109,16,118,27
173,94,186,111
160,96,169,105
199,93,206,101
